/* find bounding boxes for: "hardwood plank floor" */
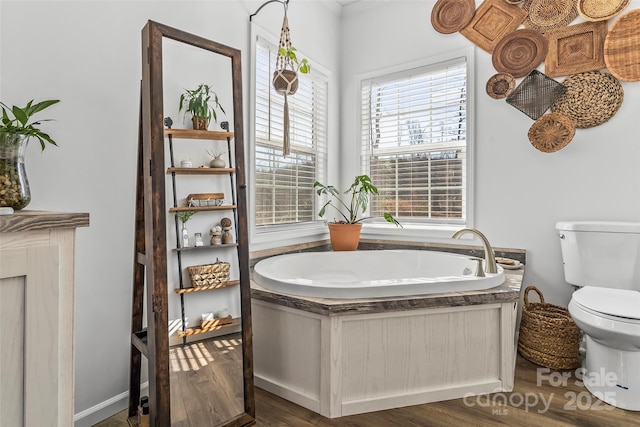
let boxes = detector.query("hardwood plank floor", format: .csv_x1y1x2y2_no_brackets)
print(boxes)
169,335,244,426
96,342,640,427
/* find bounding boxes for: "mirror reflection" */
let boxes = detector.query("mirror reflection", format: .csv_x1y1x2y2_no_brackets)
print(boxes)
161,36,246,426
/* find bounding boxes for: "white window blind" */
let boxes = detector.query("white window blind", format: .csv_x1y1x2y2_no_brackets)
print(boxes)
361,57,467,224
254,36,328,227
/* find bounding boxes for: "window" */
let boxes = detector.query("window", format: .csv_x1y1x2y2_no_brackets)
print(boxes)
254,35,328,228
360,55,469,225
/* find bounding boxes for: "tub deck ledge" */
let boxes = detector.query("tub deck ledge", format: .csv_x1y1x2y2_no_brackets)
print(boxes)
250,269,523,316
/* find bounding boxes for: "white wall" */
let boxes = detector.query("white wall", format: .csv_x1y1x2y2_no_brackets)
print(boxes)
0,1,340,425
340,0,640,306
3,0,639,423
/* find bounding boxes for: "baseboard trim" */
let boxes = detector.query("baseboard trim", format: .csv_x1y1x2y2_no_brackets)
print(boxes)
255,374,320,413
73,381,149,427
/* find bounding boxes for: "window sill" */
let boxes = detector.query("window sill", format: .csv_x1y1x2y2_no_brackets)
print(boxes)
251,222,328,251
361,222,465,243
250,221,470,251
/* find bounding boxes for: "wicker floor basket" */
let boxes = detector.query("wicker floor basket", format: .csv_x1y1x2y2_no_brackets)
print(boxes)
518,286,582,369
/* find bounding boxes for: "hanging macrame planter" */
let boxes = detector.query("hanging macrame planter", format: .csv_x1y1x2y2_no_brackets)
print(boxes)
273,13,298,157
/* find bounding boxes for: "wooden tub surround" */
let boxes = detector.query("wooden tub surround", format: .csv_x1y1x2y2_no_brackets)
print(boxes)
250,242,525,418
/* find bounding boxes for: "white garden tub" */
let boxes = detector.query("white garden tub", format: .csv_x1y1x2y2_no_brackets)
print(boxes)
253,250,504,298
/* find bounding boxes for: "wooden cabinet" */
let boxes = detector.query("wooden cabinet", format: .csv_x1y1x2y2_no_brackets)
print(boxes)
0,210,89,426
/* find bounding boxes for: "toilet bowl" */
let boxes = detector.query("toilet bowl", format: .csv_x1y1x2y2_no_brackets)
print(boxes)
557,221,640,411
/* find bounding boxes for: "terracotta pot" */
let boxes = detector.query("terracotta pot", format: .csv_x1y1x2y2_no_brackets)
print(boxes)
328,223,363,251
272,70,299,95
191,116,210,130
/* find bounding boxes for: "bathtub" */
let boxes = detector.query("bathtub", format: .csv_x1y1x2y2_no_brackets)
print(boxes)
253,249,504,299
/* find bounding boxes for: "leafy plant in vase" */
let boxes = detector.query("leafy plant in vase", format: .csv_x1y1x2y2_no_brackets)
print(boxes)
0,99,60,210
175,210,196,248
178,84,226,130
314,175,401,251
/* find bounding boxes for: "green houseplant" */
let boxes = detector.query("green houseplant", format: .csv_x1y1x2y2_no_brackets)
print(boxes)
178,84,226,130
273,46,310,96
175,210,196,248
314,175,400,251
0,99,60,210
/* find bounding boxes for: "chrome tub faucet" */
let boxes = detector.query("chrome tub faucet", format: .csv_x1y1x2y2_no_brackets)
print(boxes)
452,228,498,274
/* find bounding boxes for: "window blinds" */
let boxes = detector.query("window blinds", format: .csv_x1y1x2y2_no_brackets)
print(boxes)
361,57,467,223
254,36,328,226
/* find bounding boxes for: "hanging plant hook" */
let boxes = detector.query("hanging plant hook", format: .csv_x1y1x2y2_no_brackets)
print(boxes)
249,0,289,21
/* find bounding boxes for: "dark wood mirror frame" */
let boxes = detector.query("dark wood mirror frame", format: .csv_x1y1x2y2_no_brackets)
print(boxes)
129,20,255,427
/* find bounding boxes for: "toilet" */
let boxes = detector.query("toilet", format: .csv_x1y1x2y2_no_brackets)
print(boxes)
556,221,640,411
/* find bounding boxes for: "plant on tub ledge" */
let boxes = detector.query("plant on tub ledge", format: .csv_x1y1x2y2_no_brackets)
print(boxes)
0,99,60,210
314,175,401,251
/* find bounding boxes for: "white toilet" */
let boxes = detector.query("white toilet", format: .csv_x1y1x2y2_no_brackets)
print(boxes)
556,221,640,411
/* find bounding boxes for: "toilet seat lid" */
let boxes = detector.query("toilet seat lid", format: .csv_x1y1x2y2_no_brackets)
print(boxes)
573,287,640,320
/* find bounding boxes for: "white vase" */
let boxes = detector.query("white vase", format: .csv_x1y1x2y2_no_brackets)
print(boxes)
181,225,189,247
210,156,226,168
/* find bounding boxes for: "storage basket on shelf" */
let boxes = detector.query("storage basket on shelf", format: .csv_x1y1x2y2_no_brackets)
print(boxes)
518,286,582,370
187,258,230,287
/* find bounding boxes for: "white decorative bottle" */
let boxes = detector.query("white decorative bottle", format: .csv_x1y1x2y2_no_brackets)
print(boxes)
181,225,189,248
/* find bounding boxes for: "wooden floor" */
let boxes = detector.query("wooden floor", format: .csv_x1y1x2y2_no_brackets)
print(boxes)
168,334,244,426
96,339,640,427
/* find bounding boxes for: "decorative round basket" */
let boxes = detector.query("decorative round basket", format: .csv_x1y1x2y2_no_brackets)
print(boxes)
604,9,640,82
523,0,578,34
551,71,624,128
528,113,575,153
486,73,515,99
492,29,548,78
431,0,476,34
518,286,582,370
577,0,630,21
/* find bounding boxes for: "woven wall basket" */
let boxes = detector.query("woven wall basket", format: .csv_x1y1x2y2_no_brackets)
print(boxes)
577,0,630,22
506,70,566,120
431,0,476,34
551,71,624,128
544,21,608,78
523,0,578,34
492,29,548,78
528,112,575,153
486,73,515,99
604,9,640,82
460,0,527,53
518,286,582,370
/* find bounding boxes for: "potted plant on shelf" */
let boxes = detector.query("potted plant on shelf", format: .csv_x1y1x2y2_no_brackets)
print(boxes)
314,175,401,251
175,210,196,248
0,99,60,210
178,84,226,130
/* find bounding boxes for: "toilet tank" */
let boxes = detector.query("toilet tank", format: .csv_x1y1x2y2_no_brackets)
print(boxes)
556,221,640,290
